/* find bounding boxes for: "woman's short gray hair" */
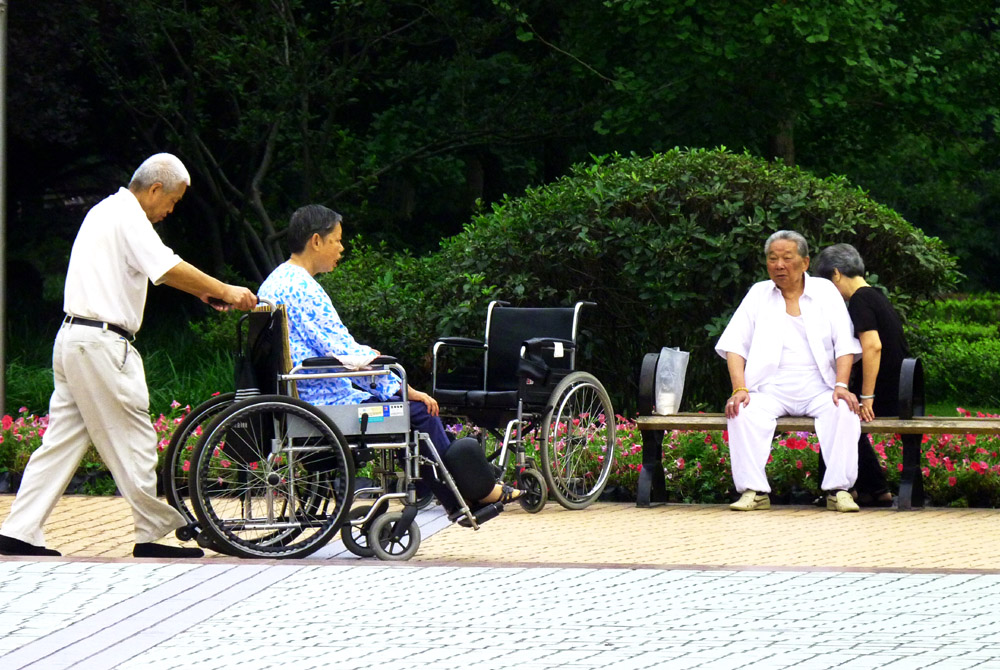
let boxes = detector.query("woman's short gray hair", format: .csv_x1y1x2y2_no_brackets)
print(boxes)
129,153,191,192
764,230,809,257
814,243,866,280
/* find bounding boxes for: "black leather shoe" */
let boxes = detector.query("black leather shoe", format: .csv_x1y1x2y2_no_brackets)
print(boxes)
0,534,61,556
133,543,204,559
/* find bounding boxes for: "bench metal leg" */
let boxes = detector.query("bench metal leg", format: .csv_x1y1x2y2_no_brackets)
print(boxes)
897,433,925,510
637,429,668,507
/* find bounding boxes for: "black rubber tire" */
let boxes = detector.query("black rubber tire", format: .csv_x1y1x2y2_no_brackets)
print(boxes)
341,503,386,558
540,372,616,510
189,395,355,559
369,511,421,561
517,467,548,514
163,392,236,534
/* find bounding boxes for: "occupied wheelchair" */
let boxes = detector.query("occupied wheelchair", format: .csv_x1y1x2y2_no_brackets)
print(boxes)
432,300,616,513
162,303,501,560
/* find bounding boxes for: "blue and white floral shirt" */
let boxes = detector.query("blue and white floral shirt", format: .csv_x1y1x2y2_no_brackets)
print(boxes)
258,261,401,405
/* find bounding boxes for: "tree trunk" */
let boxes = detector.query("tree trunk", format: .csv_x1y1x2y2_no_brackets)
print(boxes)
769,115,796,166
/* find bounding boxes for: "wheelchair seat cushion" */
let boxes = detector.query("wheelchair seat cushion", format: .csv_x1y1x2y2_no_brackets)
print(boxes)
467,390,519,409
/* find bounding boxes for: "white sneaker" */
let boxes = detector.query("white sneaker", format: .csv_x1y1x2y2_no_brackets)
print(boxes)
729,490,770,511
827,490,860,513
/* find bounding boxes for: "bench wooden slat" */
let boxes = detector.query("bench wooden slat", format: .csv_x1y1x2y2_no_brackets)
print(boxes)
637,413,1000,435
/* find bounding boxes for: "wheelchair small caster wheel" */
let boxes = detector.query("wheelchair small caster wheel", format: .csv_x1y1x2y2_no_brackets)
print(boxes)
341,504,383,558
175,524,199,542
518,468,547,514
368,511,421,561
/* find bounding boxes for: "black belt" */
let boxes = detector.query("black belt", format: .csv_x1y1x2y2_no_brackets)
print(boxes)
64,316,134,341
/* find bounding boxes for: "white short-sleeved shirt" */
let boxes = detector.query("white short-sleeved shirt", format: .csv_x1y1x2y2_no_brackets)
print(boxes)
715,274,861,390
62,187,182,334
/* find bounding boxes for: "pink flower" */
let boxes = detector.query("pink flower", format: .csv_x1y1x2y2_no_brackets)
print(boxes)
182,460,190,472
220,459,231,468
170,400,181,409
948,476,957,486
676,458,685,470
795,460,803,470
971,461,988,475
1,415,12,431
944,458,955,472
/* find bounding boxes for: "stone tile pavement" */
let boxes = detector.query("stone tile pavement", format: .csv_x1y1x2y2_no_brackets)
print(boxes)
3,495,1000,669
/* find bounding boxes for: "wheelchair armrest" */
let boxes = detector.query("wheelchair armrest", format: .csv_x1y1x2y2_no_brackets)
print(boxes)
434,337,485,350
302,355,398,368
521,337,576,358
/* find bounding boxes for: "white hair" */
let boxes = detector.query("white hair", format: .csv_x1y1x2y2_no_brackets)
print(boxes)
129,153,191,192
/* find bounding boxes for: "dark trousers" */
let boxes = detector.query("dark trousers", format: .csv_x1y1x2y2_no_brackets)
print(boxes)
371,396,496,513
818,434,889,498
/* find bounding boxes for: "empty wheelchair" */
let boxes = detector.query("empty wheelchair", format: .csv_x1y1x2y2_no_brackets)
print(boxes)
432,300,616,513
164,303,499,560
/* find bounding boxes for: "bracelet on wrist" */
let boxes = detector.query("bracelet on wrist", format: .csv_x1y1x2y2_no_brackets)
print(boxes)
859,394,875,399
731,387,749,397
834,382,848,389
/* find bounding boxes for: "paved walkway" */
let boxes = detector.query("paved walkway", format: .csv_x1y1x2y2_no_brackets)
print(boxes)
3,495,1000,669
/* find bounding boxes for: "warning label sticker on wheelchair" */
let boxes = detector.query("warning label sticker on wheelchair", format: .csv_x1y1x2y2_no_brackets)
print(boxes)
358,404,404,423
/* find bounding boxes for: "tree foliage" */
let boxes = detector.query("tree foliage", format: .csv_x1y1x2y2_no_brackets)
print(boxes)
323,149,958,411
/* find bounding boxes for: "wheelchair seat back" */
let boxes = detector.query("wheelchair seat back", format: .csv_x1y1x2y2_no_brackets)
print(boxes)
486,306,576,393
235,305,293,397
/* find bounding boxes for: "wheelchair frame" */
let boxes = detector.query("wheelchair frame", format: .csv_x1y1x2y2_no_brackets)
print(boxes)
163,303,490,561
431,300,617,513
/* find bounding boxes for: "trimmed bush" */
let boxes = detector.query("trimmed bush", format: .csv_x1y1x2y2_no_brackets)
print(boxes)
324,149,957,410
908,294,1000,407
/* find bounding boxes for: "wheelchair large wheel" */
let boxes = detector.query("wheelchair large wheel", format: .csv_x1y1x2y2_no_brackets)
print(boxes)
540,371,616,510
190,395,355,559
163,392,236,538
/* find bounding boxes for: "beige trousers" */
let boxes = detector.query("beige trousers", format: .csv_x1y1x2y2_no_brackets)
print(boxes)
1,322,186,546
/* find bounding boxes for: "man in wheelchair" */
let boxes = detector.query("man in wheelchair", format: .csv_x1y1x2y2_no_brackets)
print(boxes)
257,204,523,517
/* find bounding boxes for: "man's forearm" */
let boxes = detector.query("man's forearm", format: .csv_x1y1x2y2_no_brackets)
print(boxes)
159,261,227,299
834,354,854,386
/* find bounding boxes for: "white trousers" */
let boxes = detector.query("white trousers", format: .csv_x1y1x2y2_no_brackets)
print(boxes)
1,323,186,546
728,367,860,494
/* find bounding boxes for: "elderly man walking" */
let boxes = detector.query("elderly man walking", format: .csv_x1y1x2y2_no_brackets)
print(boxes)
0,153,257,558
716,230,862,513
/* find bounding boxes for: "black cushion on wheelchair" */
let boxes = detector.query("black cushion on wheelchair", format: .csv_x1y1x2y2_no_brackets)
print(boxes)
435,389,469,406
301,355,397,367
466,390,519,408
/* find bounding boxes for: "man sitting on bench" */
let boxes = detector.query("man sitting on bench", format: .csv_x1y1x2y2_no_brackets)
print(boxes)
716,230,862,513
258,204,522,514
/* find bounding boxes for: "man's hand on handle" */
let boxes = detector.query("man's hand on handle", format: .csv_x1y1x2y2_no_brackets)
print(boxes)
205,285,258,311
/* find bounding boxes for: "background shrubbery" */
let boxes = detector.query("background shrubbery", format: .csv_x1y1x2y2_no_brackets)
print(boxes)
323,149,958,412
907,294,1000,408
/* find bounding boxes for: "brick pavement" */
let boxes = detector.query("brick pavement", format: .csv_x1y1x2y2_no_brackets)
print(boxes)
3,495,1000,570
5,495,1000,669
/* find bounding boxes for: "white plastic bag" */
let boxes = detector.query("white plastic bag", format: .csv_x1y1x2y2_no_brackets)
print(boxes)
653,346,689,415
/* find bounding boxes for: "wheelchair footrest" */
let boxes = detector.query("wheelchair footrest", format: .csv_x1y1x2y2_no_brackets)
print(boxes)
450,502,504,528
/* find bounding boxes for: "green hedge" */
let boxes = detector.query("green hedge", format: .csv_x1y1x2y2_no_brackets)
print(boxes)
323,149,957,411
908,295,1000,407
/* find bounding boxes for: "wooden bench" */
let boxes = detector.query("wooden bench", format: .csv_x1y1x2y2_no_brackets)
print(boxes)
635,353,1000,510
